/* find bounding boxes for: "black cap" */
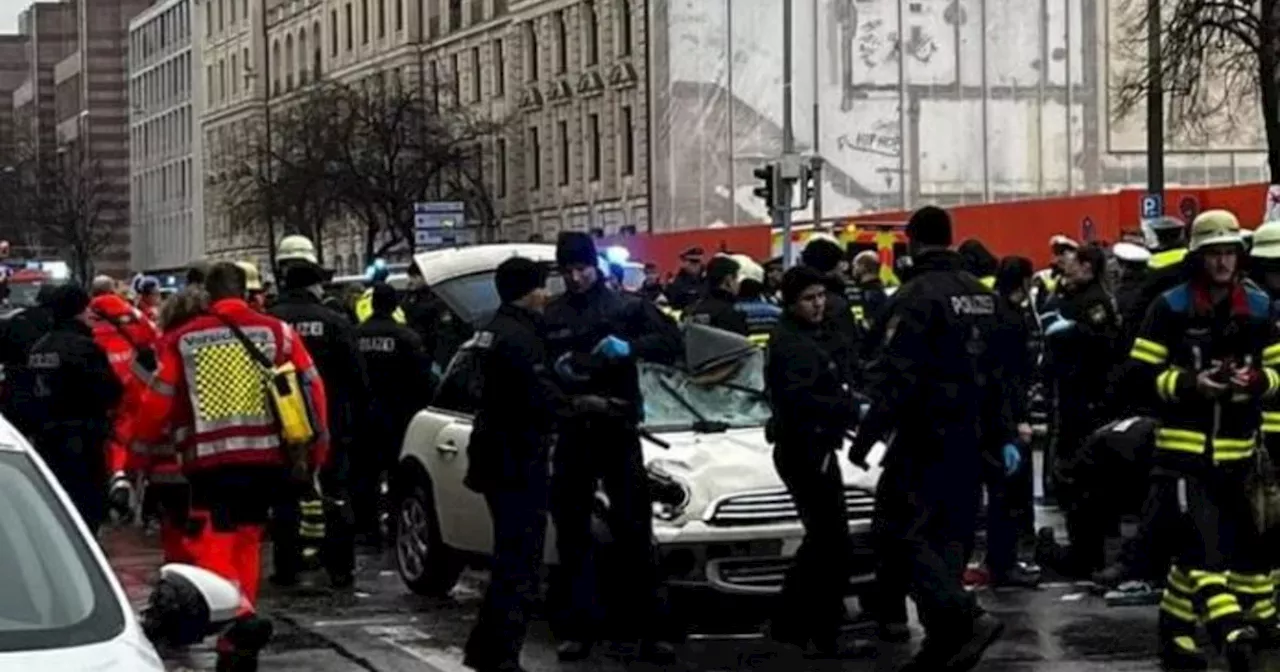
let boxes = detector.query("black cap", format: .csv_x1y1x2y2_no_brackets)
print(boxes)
800,239,844,274
906,205,953,247
496,257,548,303
43,284,90,321
680,247,705,261
780,265,827,305
370,282,398,315
556,232,598,268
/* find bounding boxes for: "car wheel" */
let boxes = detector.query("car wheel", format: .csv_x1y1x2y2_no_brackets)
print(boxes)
395,479,463,597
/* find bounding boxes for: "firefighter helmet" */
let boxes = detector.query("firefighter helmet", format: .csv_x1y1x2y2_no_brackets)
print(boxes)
276,235,318,265
1252,222,1280,259
1188,210,1244,252
236,261,263,291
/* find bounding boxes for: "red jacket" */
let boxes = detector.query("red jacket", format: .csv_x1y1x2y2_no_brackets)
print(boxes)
134,298,330,473
88,294,160,473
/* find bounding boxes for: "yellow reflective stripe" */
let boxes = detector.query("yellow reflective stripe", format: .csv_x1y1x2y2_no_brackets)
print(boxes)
747,333,770,346
1206,593,1243,621
1156,370,1182,401
1169,576,1197,596
1262,411,1280,433
1229,573,1276,590
1265,344,1280,367
1171,636,1200,653
850,304,867,327
1266,369,1280,399
980,275,996,289
1189,571,1230,590
1214,437,1256,462
1131,338,1169,365
1155,428,1207,454
1250,600,1277,620
1160,595,1199,623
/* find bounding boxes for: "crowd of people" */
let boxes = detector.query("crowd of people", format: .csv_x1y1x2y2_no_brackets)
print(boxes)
3,201,1280,672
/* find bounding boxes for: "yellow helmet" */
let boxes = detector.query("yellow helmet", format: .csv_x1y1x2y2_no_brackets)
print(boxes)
236,261,263,291
276,234,318,265
1252,222,1280,259
1188,209,1243,252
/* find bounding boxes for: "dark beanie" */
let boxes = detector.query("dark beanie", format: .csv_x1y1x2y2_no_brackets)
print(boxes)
556,231,598,268
43,284,90,321
370,282,398,315
906,205,953,247
705,256,740,287
800,239,844,274
957,239,998,277
496,257,547,303
780,265,827,305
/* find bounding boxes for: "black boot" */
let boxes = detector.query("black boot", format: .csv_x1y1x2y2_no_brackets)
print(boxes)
1224,627,1257,672
215,615,274,672
1157,635,1208,671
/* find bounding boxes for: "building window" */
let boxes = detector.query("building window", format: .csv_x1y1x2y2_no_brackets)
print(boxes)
450,53,460,102
242,0,247,23
428,60,439,111
621,104,633,175
205,64,213,103
588,112,600,181
618,0,631,56
299,30,309,83
585,1,598,66
362,0,370,43
558,120,569,185
205,1,212,37
242,47,250,87
528,126,540,190
395,0,403,31
470,47,481,101
314,21,323,75
493,39,505,96
331,9,339,54
218,59,226,102
496,137,507,196
230,53,239,94
285,34,295,89
449,0,461,30
378,0,386,37
525,22,538,81
345,3,354,50
228,0,235,25
217,0,224,32
554,10,567,74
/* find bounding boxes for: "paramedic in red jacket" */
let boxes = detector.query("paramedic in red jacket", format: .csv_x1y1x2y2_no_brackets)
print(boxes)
87,276,159,511
134,262,330,672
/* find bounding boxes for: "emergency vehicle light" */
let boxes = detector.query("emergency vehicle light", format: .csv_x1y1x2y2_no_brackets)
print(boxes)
604,246,630,265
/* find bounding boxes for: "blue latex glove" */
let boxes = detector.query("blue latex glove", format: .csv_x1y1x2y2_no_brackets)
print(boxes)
554,352,590,382
592,335,632,359
1044,319,1076,336
1002,443,1022,476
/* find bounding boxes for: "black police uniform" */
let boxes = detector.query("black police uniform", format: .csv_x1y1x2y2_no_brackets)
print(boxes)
542,280,682,649
269,288,370,583
665,269,703,311
820,277,865,382
764,311,859,652
462,303,565,671
23,318,122,533
845,277,888,332
851,248,1011,660
355,312,435,541
0,304,54,433
684,288,749,335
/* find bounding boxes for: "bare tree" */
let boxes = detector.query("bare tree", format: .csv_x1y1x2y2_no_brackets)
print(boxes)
11,143,113,282
1112,0,1279,177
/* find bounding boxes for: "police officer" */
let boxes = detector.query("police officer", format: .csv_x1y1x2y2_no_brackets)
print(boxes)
1031,234,1079,313
1126,215,1189,332
355,283,435,546
355,260,407,324
845,250,889,331
800,237,864,378
1113,241,1153,346
684,255,748,335
637,262,665,303
850,205,1013,671
269,234,369,588
462,257,562,672
765,265,867,658
731,255,781,347
1129,210,1275,671
20,285,122,534
665,247,705,311
959,239,1000,288
543,232,682,663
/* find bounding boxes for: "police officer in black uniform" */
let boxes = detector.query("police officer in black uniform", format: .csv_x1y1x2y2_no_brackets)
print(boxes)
685,255,748,335
543,232,682,663
850,206,1013,671
845,250,889,333
20,285,122,534
664,247,705,311
462,258,564,672
765,265,867,658
800,237,864,379
0,283,57,432
355,283,435,546
269,238,370,588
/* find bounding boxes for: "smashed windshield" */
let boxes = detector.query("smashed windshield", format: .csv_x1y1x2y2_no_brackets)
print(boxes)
640,349,770,432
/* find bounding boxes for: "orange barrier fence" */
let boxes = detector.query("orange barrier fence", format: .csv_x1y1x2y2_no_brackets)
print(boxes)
603,183,1273,275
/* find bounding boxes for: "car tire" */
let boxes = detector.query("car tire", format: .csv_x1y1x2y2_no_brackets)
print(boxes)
395,478,463,597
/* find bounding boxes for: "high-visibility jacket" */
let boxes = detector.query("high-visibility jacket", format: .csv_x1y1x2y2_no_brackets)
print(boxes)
734,300,781,347
979,275,996,289
134,298,331,473
88,294,159,473
1129,280,1280,472
1149,247,1189,271
355,288,406,324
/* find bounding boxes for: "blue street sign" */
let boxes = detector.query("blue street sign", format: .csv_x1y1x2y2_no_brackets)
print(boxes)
413,201,467,248
1140,193,1163,220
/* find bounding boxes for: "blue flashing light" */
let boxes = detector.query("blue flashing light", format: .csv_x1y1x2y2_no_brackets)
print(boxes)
604,245,630,265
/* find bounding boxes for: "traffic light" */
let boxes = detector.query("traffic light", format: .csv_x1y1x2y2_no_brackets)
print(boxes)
796,163,816,211
753,163,779,210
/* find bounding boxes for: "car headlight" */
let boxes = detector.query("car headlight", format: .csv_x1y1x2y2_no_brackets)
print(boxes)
647,462,691,522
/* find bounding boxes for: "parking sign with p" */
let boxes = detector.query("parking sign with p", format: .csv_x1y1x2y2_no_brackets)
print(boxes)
1141,193,1163,220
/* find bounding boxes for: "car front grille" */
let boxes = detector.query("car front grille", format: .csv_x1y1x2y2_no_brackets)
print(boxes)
706,487,876,526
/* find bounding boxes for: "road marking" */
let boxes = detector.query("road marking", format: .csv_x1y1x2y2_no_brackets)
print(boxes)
363,625,434,642
312,616,418,628
384,641,470,672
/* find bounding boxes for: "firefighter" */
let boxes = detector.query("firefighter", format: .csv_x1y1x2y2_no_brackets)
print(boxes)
684,255,748,335
1129,209,1276,671
731,255,780,347
237,262,267,312
1245,220,1280,644
270,234,369,588
764,265,868,658
543,231,682,663
355,259,407,324
845,250,889,331
20,285,123,535
87,275,160,523
1031,234,1079,313
355,283,435,546
665,246,705,311
1126,215,1190,331
850,206,1013,671
134,262,329,672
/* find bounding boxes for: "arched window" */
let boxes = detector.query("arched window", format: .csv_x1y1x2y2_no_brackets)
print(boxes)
271,40,282,94
313,21,322,76
298,28,308,83
284,34,295,90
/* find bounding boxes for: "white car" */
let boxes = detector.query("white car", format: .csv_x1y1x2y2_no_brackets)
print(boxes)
0,414,240,670
393,244,884,598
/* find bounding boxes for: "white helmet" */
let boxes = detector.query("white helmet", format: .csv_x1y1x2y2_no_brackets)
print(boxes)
276,235,318,265
727,254,764,285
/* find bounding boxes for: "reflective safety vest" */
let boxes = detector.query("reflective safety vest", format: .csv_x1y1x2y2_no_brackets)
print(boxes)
1149,247,1188,270
735,300,781,347
355,288,407,324
659,305,682,322
980,275,996,290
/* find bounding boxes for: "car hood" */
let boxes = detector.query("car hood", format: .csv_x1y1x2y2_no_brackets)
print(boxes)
0,627,163,671
641,428,885,524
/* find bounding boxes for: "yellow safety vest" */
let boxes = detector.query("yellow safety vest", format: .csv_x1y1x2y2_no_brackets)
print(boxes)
659,305,682,322
355,288,407,324
1148,247,1188,270
979,275,996,289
